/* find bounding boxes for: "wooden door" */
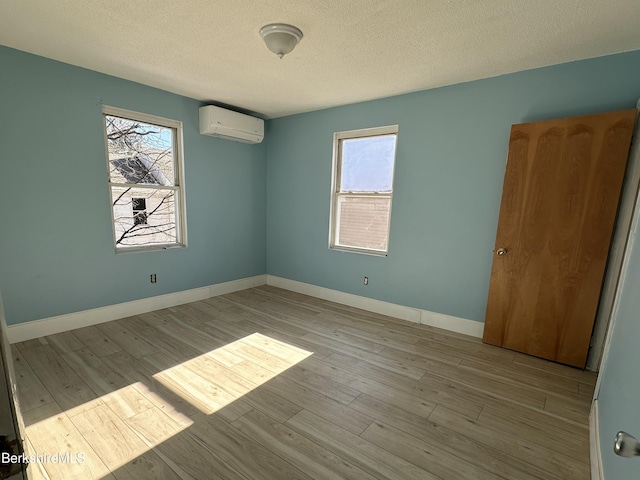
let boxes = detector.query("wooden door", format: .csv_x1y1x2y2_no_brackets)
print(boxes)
483,109,636,368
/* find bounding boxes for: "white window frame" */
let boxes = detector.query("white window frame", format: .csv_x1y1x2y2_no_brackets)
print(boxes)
329,125,398,256
102,105,187,253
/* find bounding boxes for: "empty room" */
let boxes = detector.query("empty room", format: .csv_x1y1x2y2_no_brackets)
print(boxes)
1,1,640,479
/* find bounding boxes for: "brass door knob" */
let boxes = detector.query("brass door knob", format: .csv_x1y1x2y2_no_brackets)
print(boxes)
496,248,507,256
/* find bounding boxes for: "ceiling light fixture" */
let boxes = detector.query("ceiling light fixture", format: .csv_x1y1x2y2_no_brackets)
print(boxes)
259,23,303,59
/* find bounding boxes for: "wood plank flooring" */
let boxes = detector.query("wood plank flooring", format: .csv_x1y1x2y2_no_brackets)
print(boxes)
12,286,596,479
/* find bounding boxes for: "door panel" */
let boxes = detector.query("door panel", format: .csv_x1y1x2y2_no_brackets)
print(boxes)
483,109,636,367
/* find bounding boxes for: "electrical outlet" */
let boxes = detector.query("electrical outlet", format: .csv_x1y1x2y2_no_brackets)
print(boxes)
363,276,369,285
150,274,157,283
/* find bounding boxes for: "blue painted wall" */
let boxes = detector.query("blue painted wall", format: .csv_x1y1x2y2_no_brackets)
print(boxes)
597,218,640,478
265,50,640,322
0,46,267,325
2,44,640,331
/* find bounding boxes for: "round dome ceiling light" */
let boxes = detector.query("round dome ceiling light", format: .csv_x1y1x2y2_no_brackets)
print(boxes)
259,23,303,59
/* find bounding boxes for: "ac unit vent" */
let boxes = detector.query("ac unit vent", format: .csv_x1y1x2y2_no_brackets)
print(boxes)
199,105,264,144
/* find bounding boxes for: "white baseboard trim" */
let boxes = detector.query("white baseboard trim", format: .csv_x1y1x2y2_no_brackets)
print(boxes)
267,275,421,323
7,274,266,344
420,309,484,338
209,275,266,297
266,275,483,338
8,273,483,344
590,400,605,480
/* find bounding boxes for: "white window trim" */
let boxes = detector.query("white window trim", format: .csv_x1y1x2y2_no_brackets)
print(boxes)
102,105,188,253
328,124,398,256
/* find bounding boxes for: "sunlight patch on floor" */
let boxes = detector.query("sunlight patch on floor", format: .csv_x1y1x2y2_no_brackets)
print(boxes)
23,333,313,479
152,332,313,414
24,382,193,480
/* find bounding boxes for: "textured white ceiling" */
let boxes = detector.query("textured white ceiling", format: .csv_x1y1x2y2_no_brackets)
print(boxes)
1,1,640,118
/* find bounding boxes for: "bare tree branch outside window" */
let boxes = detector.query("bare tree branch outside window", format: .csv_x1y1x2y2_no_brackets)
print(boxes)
104,111,184,249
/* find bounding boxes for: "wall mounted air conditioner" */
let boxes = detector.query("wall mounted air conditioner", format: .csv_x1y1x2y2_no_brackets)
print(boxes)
199,105,264,144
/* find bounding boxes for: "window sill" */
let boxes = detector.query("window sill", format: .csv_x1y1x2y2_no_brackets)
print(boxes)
115,243,186,254
329,245,388,257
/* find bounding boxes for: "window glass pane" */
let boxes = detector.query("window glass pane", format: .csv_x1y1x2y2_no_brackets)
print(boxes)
340,135,396,192
105,115,175,185
336,196,391,251
132,198,147,210
111,186,176,247
132,197,148,226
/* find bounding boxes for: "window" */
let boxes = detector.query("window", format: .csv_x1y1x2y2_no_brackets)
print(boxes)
103,106,186,251
329,125,398,255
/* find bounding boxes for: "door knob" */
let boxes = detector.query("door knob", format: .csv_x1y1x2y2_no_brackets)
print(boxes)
614,431,640,458
496,248,507,256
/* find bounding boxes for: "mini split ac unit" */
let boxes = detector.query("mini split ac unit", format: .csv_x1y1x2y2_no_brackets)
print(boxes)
199,105,264,144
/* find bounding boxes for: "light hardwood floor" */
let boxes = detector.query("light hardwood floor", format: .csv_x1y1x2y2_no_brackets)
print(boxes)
12,286,596,479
